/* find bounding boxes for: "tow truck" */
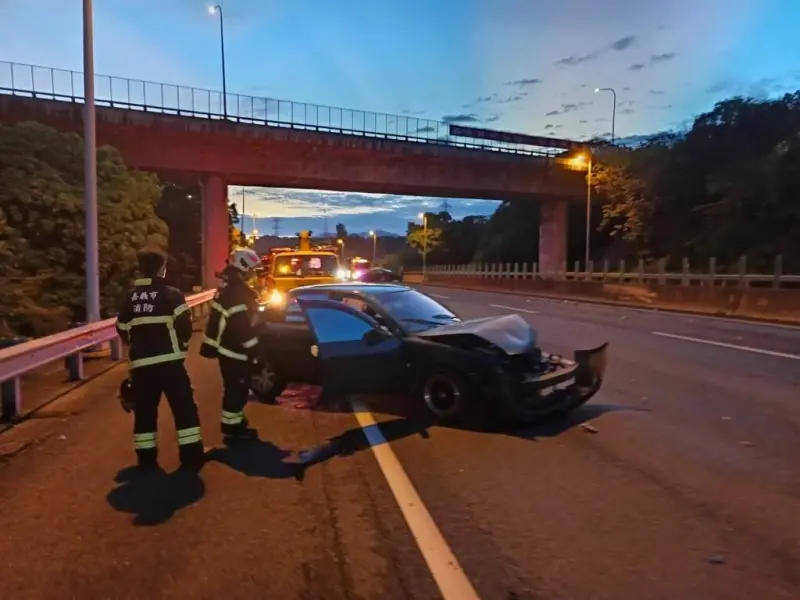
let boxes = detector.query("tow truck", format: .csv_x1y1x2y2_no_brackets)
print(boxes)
261,231,346,307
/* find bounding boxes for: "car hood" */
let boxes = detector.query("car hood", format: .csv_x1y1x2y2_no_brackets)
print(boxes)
415,313,536,355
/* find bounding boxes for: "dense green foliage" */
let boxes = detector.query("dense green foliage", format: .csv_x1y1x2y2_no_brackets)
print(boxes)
403,92,800,273
0,122,176,337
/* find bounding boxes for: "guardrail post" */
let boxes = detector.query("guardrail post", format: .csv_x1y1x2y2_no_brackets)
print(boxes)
110,337,123,361
521,263,528,279
573,260,580,280
618,260,625,283
657,258,667,286
738,256,748,289
0,336,28,422
66,352,85,382
602,258,609,282
773,255,783,289
505,262,511,278
708,257,716,287
1,377,22,423
681,257,690,286
587,260,594,280
637,258,644,284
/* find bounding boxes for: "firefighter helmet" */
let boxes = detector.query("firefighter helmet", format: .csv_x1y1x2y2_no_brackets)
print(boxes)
230,248,260,273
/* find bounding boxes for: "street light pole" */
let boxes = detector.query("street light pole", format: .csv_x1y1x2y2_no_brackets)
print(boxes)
417,213,428,279
241,187,246,236
83,0,100,323
209,5,227,118
584,155,593,269
369,231,377,262
594,87,617,145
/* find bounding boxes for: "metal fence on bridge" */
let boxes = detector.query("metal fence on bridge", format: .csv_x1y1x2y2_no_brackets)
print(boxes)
420,255,800,289
0,60,562,158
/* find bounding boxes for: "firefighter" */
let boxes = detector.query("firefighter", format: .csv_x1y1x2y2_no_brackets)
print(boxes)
200,248,262,440
115,246,204,469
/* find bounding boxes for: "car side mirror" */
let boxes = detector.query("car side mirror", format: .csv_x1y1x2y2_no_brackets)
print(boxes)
362,328,390,346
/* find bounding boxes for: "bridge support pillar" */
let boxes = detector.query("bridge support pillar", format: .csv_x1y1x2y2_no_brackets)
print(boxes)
539,198,567,278
201,175,229,289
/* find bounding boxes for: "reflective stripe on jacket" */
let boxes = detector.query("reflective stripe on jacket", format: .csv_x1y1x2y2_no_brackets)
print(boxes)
116,278,193,369
200,274,259,361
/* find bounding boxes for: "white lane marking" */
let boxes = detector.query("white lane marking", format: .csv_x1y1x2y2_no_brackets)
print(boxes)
428,293,450,299
652,331,800,360
349,400,481,600
489,304,539,314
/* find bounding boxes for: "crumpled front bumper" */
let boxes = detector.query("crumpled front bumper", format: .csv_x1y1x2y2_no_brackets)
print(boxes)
494,342,609,421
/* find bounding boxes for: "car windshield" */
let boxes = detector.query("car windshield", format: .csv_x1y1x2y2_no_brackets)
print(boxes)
273,254,338,278
375,289,459,333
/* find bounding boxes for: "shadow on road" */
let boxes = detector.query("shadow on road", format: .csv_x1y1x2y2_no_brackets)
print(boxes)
293,417,431,481
106,466,205,526
510,403,649,440
205,436,298,480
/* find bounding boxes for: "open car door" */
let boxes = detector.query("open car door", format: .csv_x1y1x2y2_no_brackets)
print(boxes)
295,298,405,395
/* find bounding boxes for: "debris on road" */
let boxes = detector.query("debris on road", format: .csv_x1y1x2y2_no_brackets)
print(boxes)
721,416,732,421
740,441,754,447
707,554,726,565
580,423,598,434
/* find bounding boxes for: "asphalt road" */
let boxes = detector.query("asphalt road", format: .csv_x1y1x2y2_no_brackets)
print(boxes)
0,286,799,599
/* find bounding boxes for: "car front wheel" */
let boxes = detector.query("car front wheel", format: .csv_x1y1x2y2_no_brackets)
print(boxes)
416,367,478,425
249,358,287,403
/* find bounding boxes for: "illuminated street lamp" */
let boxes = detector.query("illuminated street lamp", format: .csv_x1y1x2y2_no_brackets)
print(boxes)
417,212,428,279
208,5,227,118
568,153,593,269
337,238,345,260
368,230,377,263
594,87,616,144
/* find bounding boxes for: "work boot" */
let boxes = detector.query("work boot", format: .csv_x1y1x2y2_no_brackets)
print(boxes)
136,448,159,470
221,417,257,441
178,442,206,472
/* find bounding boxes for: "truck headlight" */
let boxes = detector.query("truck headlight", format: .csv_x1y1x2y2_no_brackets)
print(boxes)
336,268,348,280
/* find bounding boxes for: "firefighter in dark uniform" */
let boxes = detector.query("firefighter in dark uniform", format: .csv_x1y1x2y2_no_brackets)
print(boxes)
116,247,204,469
200,248,262,440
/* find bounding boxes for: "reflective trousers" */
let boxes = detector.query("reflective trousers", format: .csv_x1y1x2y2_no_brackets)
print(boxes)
130,361,203,465
219,356,250,432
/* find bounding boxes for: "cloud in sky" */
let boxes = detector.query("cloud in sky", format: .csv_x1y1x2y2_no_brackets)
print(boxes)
3,0,800,233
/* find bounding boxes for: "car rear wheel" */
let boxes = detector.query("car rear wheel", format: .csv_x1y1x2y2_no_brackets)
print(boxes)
249,358,287,403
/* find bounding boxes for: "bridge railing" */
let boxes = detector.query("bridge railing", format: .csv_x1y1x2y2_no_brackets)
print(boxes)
0,290,217,423
413,255,800,288
0,60,561,158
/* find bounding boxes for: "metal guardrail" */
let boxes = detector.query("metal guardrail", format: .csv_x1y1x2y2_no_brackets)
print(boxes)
418,255,800,289
0,289,217,422
0,60,563,158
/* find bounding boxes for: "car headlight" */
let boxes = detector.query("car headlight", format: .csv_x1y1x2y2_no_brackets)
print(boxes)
267,289,285,306
336,268,348,280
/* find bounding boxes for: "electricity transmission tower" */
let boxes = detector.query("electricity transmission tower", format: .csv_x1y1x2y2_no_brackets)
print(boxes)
272,217,280,237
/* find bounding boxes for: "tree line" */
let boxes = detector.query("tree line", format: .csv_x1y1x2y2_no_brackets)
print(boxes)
396,91,800,274
0,122,203,338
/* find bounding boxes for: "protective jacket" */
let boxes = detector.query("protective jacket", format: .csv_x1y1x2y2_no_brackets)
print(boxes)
200,266,260,361
116,277,192,370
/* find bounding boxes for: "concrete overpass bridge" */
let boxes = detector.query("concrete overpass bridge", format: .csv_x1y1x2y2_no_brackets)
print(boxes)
0,60,586,286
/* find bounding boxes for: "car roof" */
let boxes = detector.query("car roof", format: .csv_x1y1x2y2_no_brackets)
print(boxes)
289,282,411,296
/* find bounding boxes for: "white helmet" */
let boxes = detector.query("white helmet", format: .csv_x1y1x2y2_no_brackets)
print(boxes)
230,248,260,273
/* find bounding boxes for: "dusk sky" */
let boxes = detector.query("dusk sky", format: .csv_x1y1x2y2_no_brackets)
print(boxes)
3,0,799,234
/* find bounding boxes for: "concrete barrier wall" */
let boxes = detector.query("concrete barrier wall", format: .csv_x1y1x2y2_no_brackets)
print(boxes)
405,274,800,325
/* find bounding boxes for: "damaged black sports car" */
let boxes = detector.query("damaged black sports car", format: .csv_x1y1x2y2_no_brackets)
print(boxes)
250,283,608,428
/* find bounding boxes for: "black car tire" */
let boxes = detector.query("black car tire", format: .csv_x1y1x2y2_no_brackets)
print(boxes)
249,358,287,403
416,367,479,425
